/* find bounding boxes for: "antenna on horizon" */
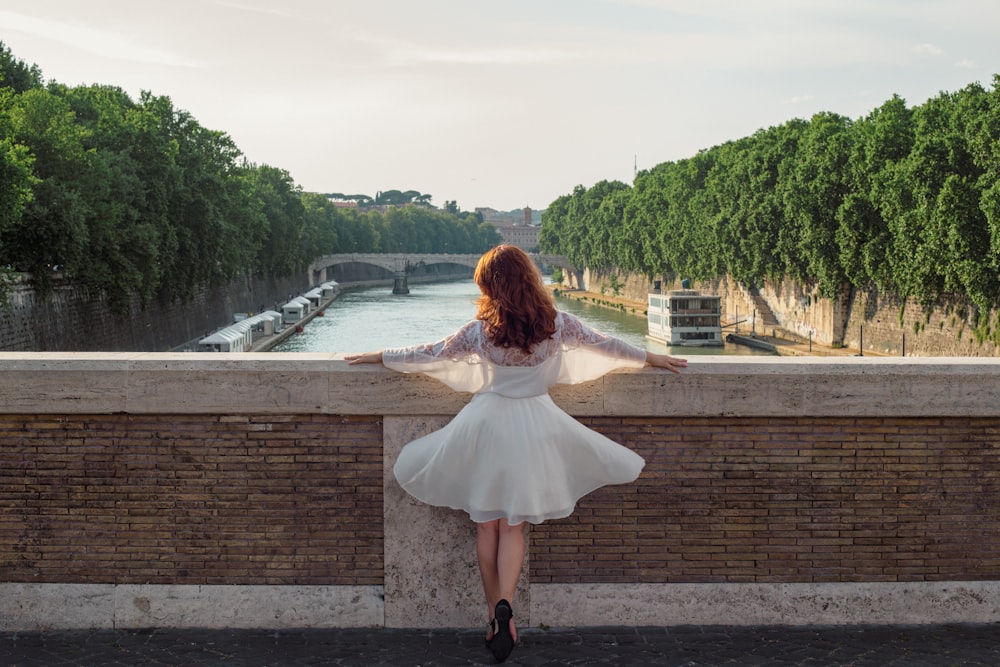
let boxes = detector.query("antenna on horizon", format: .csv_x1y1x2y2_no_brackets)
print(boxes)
633,154,637,179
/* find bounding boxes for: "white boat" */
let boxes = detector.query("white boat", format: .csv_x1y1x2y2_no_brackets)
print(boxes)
647,289,724,347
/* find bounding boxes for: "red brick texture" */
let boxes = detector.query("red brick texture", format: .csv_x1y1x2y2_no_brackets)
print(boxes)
531,417,1000,584
5,414,1000,588
0,414,383,585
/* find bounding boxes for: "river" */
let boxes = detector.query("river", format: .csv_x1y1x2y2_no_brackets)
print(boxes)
273,279,772,355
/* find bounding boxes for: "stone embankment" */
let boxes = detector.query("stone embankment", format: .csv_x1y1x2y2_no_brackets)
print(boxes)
550,285,860,357
1,264,474,353
560,266,1000,358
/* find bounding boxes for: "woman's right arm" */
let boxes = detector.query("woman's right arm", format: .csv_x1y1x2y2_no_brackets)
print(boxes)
644,351,687,374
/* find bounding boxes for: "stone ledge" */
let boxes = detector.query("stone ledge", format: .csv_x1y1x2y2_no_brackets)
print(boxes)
1,353,999,417
5,581,999,630
531,581,1000,626
0,583,384,631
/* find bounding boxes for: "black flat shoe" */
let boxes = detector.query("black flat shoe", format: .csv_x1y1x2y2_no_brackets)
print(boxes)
489,599,515,663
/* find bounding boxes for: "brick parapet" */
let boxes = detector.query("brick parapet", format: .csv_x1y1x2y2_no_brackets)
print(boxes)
533,415,1000,584
0,413,383,587
3,354,1000,629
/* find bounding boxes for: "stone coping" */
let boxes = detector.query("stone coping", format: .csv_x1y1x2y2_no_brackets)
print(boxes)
6,580,1000,630
1,353,998,417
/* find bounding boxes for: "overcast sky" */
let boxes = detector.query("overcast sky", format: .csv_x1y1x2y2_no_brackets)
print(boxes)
2,0,998,211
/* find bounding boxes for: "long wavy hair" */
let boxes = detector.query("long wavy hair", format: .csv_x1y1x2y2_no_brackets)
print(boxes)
474,245,557,353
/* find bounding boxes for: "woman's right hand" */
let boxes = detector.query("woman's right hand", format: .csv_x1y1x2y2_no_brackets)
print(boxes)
345,351,384,365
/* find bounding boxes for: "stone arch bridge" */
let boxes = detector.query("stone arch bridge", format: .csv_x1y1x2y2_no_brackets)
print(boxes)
309,253,572,294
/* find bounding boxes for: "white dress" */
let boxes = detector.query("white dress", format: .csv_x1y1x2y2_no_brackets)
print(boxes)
383,311,647,525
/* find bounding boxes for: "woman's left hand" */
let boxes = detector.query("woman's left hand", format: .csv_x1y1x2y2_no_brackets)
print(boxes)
645,352,687,374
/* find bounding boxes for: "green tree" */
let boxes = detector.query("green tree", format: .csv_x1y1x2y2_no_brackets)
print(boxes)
300,191,341,257
783,113,852,296
0,41,43,93
59,84,164,310
539,193,570,257
626,165,680,277
248,164,306,278
0,87,91,295
0,89,37,245
837,94,912,291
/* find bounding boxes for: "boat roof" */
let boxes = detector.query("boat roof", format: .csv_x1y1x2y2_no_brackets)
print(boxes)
650,289,720,298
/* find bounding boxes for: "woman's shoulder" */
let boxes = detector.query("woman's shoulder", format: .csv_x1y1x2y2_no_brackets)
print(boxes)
463,319,485,335
452,318,487,346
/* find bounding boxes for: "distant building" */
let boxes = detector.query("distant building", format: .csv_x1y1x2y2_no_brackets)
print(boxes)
497,223,539,251
475,206,539,251
476,207,518,226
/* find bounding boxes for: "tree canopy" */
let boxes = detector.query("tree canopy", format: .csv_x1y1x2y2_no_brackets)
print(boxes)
0,42,499,311
541,76,1000,318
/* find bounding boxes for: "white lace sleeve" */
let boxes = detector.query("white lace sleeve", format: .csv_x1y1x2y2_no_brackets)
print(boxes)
555,312,647,384
382,321,488,393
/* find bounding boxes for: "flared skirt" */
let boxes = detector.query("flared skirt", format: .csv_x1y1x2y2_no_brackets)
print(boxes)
392,392,645,525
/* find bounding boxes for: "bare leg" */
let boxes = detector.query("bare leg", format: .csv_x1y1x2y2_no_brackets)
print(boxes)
476,519,501,638
476,518,524,643
496,519,524,608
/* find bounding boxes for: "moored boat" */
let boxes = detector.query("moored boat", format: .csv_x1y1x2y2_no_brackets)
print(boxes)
647,289,724,347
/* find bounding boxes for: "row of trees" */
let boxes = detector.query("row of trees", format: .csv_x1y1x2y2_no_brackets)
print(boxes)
0,43,499,312
326,190,434,207
541,77,1000,317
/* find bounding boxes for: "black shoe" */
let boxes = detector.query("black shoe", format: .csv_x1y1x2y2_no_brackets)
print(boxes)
485,618,496,648
489,599,515,663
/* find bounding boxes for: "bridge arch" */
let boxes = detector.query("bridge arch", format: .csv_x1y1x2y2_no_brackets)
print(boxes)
308,253,575,289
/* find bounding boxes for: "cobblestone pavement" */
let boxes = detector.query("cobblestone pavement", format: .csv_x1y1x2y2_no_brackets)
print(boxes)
2,624,998,666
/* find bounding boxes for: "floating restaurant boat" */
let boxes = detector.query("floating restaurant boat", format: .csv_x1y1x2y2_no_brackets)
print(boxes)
196,311,284,352
647,289,724,347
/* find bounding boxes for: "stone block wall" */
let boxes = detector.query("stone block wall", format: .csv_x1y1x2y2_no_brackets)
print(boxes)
1,274,307,353
1,264,477,353
841,289,1000,357
574,267,999,357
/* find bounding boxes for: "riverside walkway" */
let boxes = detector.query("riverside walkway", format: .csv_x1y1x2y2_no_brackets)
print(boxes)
3,623,998,665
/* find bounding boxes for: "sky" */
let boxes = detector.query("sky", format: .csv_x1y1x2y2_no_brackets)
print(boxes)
2,0,999,212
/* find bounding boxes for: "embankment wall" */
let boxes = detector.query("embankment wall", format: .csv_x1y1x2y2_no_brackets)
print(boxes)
1,264,471,353
577,269,999,357
0,274,308,353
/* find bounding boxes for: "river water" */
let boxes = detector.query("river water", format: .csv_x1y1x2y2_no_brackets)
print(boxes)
273,279,772,355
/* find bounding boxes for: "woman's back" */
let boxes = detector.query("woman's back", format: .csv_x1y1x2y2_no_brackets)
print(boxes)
435,311,642,367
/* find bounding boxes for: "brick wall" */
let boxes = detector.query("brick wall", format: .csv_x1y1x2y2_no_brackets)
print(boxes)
532,416,1000,584
6,411,1000,589
5,355,1000,628
0,414,383,586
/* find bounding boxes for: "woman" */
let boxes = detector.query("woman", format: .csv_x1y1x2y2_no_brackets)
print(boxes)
347,245,685,663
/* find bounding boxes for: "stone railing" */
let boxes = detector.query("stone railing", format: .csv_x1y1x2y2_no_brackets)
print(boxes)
2,353,1000,631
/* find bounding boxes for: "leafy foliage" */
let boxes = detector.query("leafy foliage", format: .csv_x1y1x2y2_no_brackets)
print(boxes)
540,75,1000,311
0,42,497,312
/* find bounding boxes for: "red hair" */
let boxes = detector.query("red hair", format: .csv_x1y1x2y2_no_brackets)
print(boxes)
474,245,557,353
